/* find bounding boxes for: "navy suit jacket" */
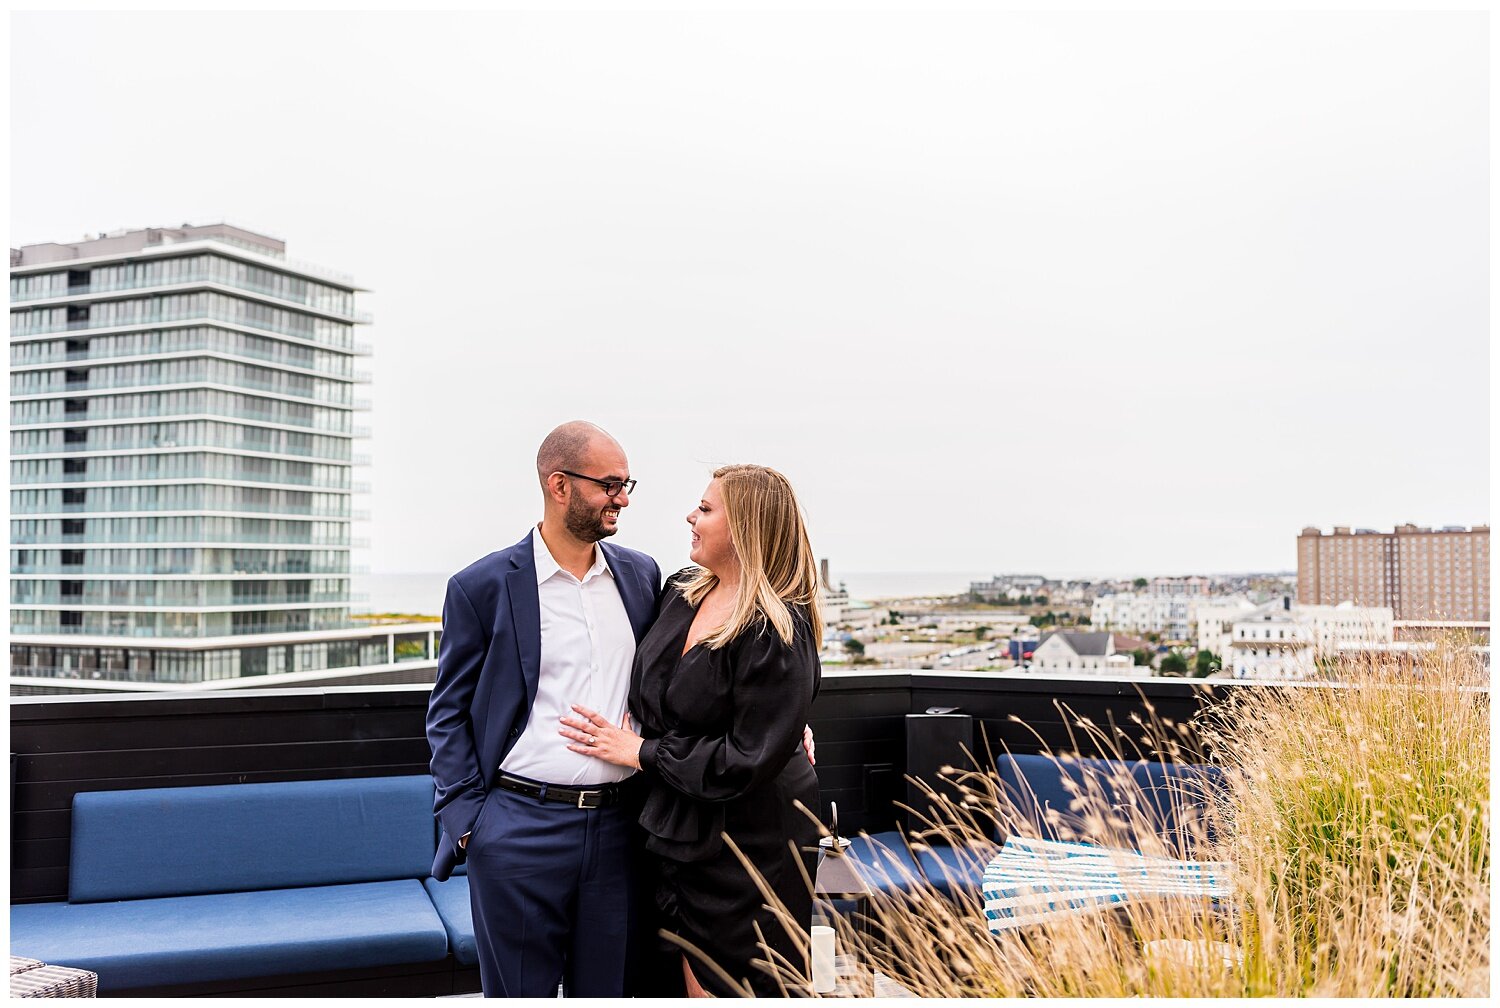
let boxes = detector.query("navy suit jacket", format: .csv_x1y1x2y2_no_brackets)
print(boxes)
426,528,662,880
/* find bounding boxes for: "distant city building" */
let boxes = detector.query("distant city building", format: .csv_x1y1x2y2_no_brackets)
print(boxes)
1053,580,1100,605
1297,524,1489,622
1211,572,1297,604
1192,595,1258,659
1029,630,1142,676
969,574,1049,603
1090,592,1194,640
10,224,435,692
819,558,850,632
1148,576,1211,597
1228,597,1394,680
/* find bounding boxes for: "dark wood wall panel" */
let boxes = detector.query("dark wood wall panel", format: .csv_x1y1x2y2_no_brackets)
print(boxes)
910,675,1223,764
10,687,437,904
810,675,911,834
11,674,1235,904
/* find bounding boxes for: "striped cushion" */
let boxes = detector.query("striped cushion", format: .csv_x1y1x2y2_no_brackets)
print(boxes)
982,836,1228,932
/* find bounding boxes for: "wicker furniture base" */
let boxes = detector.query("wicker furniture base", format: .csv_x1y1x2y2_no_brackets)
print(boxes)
10,958,99,999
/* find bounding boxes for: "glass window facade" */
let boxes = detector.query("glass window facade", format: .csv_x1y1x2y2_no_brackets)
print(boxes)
10,547,350,575
10,253,355,318
10,453,351,487
8,230,387,689
11,291,352,348
12,516,350,545
10,634,395,684
10,326,354,377
11,387,353,431
11,420,353,461
10,486,350,517
11,356,354,403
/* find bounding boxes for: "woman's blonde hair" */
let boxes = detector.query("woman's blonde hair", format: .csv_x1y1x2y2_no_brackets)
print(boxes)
680,464,823,649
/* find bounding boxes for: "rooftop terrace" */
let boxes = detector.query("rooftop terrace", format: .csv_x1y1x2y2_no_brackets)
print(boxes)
10,665,1487,996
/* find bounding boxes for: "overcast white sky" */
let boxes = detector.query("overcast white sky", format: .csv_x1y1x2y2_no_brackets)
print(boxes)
10,9,1489,578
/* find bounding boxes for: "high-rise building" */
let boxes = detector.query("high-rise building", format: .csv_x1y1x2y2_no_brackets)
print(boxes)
1296,524,1490,622
10,224,436,692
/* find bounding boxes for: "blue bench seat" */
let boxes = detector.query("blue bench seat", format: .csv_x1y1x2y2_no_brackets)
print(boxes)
9,775,448,993
995,754,1224,853
421,876,478,967
844,830,997,898
913,838,998,896
9,880,447,991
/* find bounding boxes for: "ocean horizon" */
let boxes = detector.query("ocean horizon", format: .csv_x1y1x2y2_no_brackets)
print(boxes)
354,568,1295,616
353,570,1000,616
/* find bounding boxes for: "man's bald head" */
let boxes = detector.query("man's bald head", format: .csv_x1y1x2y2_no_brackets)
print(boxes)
536,421,617,487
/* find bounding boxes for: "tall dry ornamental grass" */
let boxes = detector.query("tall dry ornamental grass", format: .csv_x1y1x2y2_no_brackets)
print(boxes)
1204,641,1490,996
744,637,1489,997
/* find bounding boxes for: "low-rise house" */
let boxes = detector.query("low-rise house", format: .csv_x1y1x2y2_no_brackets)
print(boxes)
1030,630,1147,676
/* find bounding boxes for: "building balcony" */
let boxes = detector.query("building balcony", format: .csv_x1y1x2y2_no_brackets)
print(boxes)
10,400,355,432
9,617,360,639
10,593,365,608
10,469,354,490
10,564,353,576
8,500,353,517
10,340,357,380
11,374,355,406
10,439,355,461
11,277,360,321
10,534,355,546
10,310,355,352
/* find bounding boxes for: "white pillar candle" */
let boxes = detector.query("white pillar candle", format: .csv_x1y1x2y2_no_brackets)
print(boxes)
811,924,837,993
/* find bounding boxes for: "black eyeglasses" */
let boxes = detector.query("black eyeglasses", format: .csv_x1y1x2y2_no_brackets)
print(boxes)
558,470,637,497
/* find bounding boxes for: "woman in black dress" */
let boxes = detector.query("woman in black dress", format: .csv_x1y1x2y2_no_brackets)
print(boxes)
559,464,823,996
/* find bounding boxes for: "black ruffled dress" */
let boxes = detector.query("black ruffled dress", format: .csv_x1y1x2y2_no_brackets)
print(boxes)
631,572,822,997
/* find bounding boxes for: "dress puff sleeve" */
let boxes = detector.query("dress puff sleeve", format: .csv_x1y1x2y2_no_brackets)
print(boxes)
638,610,819,804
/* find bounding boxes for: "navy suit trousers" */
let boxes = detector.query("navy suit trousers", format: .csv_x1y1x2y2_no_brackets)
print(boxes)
465,786,634,998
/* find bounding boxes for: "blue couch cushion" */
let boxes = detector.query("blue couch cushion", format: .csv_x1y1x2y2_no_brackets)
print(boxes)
844,831,925,894
996,754,1222,851
9,880,448,992
914,840,995,897
1130,759,1225,850
69,775,436,902
422,876,477,966
842,831,994,898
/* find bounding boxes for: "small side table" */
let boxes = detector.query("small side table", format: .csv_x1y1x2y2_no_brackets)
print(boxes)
10,957,99,998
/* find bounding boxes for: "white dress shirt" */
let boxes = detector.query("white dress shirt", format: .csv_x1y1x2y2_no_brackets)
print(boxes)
498,529,637,786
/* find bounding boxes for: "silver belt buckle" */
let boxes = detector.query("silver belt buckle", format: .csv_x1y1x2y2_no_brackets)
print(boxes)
576,789,603,809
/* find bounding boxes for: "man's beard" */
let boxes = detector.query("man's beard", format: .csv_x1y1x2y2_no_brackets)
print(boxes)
564,496,615,542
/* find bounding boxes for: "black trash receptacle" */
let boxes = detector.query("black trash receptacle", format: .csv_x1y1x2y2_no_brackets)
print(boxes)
904,710,975,833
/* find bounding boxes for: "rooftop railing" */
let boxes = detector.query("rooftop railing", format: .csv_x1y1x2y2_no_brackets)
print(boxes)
8,671,1230,899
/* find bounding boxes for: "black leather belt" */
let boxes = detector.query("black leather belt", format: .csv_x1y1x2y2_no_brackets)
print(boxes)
494,774,625,809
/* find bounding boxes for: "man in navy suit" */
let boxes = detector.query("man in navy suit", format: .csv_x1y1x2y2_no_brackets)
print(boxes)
426,421,662,997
